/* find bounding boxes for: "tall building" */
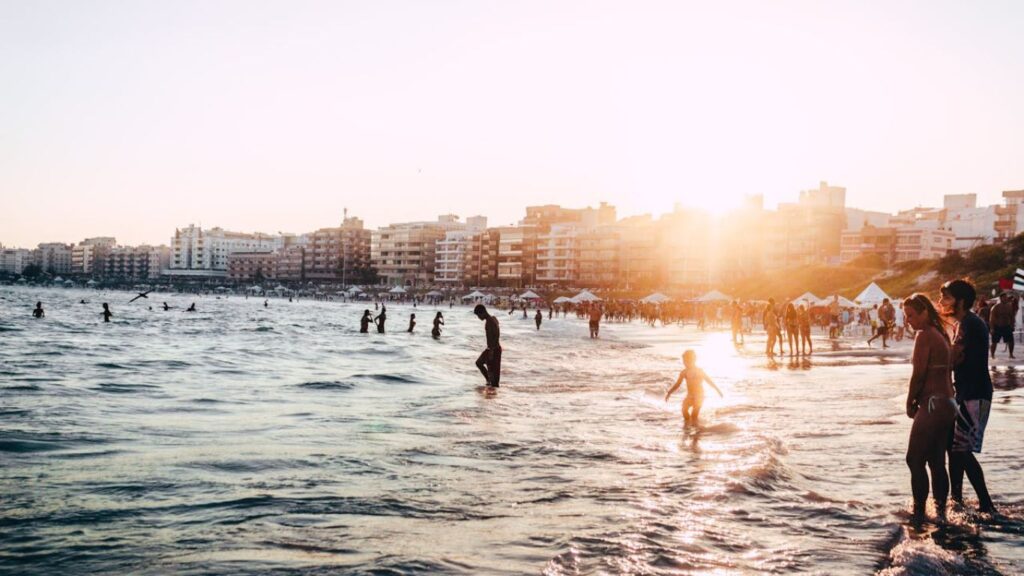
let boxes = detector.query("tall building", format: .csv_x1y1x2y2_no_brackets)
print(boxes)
435,216,487,285
841,225,954,264
617,215,662,289
941,194,998,250
275,246,306,282
763,182,846,269
371,215,459,286
524,202,617,287
463,229,500,287
33,243,73,275
995,190,1024,240
227,252,278,282
0,248,31,274
72,237,117,276
303,217,373,284
101,245,170,280
169,226,278,277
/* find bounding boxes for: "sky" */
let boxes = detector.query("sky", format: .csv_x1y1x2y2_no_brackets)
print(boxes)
2,0,1023,247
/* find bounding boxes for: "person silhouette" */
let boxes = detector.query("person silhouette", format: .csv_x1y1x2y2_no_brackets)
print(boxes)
186,303,196,312
32,301,45,318
432,312,444,339
360,310,372,333
535,309,543,330
101,303,112,323
375,304,387,333
407,313,416,333
474,304,501,387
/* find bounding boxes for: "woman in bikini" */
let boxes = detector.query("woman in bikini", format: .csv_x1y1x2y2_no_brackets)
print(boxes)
903,293,957,524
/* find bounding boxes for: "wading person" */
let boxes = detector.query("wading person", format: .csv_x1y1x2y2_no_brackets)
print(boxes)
375,304,387,334
360,310,372,333
798,304,812,355
535,309,543,330
902,294,957,524
407,313,416,333
763,299,780,359
32,301,45,319
101,303,112,323
940,279,997,514
589,305,602,339
784,302,798,356
989,292,1016,359
474,304,501,387
664,349,722,426
432,311,444,339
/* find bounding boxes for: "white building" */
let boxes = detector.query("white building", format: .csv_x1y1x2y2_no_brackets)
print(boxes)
535,222,578,284
33,243,74,275
942,194,998,250
895,227,955,262
0,248,31,274
434,216,486,285
169,225,280,276
372,215,464,286
71,237,117,275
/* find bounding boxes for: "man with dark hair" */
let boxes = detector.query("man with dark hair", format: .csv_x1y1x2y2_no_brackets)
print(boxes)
939,278,997,513
989,292,1016,359
474,304,501,387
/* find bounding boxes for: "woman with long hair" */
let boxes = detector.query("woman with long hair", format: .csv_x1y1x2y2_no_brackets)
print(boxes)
784,302,799,356
902,293,957,524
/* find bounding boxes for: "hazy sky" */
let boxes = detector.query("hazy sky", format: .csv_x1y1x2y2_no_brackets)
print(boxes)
2,0,1023,247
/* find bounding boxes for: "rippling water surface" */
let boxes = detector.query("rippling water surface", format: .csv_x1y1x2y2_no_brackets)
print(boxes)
2,286,1023,575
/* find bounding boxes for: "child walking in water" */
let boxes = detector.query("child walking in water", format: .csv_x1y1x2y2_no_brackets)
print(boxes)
665,350,722,425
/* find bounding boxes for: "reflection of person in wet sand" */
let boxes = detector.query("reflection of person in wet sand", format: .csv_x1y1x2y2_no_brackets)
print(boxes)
360,310,372,333
902,293,957,524
432,312,444,339
474,304,501,387
665,350,722,425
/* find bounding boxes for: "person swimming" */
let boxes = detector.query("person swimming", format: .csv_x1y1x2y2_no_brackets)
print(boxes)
432,312,444,339
407,313,416,333
101,303,112,323
163,302,173,311
33,301,45,318
186,303,196,312
360,310,372,333
665,350,722,425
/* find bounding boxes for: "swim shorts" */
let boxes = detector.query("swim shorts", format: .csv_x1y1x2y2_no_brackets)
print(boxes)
951,399,991,453
992,325,1014,345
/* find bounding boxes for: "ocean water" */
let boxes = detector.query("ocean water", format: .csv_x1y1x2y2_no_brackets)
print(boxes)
1,286,1022,575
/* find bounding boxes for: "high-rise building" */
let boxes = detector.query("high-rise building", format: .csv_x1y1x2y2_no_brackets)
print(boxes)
101,245,170,280
72,237,117,275
435,216,487,285
463,229,500,287
371,215,459,286
303,217,373,284
170,226,278,276
763,182,846,269
228,252,278,282
0,248,31,274
33,243,73,275
995,190,1024,240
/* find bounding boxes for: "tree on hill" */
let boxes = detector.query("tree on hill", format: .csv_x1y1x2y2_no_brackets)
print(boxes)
1005,232,1024,264
937,253,966,275
966,244,1006,272
21,263,43,280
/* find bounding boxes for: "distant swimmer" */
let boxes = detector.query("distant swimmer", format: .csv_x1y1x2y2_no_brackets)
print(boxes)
474,304,501,387
264,300,269,308
79,299,87,304
186,302,196,312
664,349,722,426
360,310,372,333
101,303,113,323
535,309,542,330
33,301,45,319
375,305,387,333
407,313,416,333
432,312,444,339
163,302,173,311
128,289,153,303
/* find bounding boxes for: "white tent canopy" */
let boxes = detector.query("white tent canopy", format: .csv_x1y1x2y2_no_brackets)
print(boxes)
425,290,445,297
389,286,407,294
347,286,363,293
462,290,485,300
696,290,731,302
855,282,892,306
793,291,821,305
553,296,573,303
823,294,859,308
519,290,541,300
248,285,262,292
641,292,671,304
571,290,601,303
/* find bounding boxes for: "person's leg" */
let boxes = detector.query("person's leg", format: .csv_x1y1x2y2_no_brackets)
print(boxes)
681,397,692,425
488,349,501,387
957,452,995,512
476,350,491,384
690,399,702,425
948,450,966,504
906,415,930,522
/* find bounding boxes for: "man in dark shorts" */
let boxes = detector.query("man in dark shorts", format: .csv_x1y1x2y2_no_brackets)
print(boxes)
474,304,501,387
589,305,602,339
940,279,997,513
989,292,1016,359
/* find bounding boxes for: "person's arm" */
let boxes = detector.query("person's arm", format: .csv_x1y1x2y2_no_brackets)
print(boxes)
665,372,684,402
906,331,929,418
704,371,723,397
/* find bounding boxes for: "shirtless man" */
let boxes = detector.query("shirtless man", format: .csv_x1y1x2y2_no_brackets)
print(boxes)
474,305,501,387
989,292,1016,359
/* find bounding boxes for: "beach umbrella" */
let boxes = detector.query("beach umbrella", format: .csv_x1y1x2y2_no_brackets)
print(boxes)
63,280,74,286
793,291,821,305
572,290,601,302
519,290,541,300
53,276,64,283
425,290,445,297
823,294,859,308
462,290,485,300
553,296,572,304
347,286,363,293
86,279,97,286
389,286,407,294
641,292,671,304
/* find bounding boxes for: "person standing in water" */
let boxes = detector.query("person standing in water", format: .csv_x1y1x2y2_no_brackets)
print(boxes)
784,302,798,356
902,293,957,524
101,303,112,323
989,292,1016,359
375,304,387,333
589,305,602,339
940,279,997,514
432,312,444,339
474,304,501,387
360,310,372,333
186,303,196,312
33,302,45,318
535,309,543,330
407,313,416,333
797,304,812,355
664,349,722,426
763,299,780,359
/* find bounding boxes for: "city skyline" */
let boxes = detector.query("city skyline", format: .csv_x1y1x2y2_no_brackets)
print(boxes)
3,1,1024,247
